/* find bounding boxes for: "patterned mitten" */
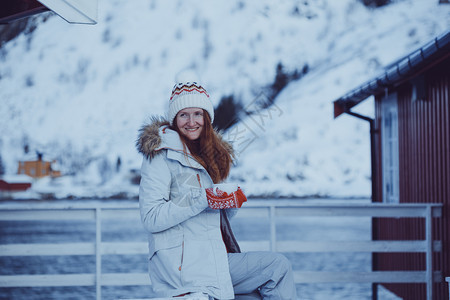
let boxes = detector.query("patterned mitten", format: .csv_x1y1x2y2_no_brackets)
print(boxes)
205,187,247,209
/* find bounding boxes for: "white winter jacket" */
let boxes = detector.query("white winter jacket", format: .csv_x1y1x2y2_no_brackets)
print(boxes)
136,117,239,299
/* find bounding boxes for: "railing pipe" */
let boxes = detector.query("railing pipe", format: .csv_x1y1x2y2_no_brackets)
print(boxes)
269,205,276,252
95,207,102,300
425,205,433,300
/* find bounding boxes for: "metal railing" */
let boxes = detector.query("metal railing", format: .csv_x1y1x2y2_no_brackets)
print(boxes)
447,277,450,300
0,201,442,300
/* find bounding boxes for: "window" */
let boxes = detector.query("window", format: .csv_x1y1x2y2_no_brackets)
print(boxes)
381,93,399,203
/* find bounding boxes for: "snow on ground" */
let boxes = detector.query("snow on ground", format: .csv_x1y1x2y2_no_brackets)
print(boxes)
0,0,449,199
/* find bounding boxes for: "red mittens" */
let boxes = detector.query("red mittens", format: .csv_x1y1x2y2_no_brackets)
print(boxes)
205,187,247,209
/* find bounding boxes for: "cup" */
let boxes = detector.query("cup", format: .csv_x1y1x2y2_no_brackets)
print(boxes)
213,183,238,195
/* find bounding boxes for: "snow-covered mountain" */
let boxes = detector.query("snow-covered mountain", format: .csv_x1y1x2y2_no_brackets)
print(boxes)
0,0,449,199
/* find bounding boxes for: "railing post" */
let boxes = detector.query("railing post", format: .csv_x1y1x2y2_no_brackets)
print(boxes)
269,206,276,252
446,277,450,300
425,205,433,300
95,207,102,300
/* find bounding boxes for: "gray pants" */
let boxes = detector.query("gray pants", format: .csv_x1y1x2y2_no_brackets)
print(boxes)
228,251,297,300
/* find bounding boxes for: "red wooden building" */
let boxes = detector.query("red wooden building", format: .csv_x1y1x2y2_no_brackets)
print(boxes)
0,175,32,192
334,31,450,299
0,0,48,24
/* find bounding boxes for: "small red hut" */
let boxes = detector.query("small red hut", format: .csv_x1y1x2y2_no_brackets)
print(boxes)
0,175,32,192
334,31,450,299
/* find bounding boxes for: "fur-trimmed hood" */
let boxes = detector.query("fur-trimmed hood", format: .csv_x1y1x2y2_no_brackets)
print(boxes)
136,116,171,159
136,116,234,160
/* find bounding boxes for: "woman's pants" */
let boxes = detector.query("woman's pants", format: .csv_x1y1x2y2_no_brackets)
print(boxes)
228,251,297,300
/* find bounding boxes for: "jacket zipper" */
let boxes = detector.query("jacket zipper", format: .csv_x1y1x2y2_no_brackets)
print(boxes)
179,240,184,271
196,173,202,188
179,174,201,271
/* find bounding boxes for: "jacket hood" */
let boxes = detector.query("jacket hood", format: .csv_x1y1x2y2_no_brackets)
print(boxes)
136,116,170,159
136,116,234,160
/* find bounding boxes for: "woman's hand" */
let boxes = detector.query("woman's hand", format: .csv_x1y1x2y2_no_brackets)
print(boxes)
205,187,247,209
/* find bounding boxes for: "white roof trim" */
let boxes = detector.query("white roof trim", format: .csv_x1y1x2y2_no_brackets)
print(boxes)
37,0,97,24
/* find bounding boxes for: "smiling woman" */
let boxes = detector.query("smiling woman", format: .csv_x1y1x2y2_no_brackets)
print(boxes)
136,81,297,299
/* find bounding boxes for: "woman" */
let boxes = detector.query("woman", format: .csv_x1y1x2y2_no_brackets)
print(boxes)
136,81,297,299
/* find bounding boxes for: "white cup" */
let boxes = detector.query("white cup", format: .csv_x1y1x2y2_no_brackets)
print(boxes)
213,183,238,195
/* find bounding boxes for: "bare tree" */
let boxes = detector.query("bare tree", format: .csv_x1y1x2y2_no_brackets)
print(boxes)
0,153,5,176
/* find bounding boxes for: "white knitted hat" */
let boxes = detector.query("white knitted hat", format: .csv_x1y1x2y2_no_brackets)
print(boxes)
168,81,214,125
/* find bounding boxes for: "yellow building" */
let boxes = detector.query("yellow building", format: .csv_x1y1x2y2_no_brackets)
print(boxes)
17,159,61,179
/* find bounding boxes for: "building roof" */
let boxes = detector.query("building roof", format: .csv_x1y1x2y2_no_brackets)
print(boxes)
0,174,33,184
333,30,450,118
0,0,48,24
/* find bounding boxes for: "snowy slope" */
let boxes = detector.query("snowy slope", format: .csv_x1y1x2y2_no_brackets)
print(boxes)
0,0,449,199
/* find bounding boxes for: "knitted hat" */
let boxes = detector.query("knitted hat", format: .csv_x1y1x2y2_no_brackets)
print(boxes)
168,81,214,125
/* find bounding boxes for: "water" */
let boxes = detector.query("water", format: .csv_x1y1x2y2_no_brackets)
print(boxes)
0,198,399,300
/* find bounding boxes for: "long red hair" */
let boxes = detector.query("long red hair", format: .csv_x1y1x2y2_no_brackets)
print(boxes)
171,110,233,183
